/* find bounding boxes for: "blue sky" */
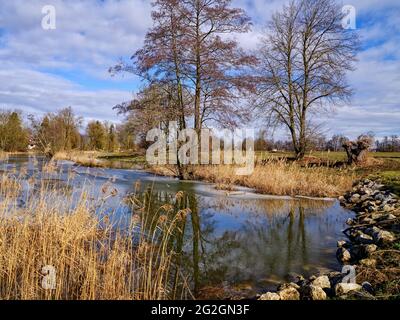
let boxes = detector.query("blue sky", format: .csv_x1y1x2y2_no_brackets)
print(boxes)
0,0,399,139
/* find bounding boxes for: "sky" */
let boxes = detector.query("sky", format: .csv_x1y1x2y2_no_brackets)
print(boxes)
0,0,399,140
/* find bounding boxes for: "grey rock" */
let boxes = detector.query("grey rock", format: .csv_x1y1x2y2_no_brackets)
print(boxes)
374,193,385,201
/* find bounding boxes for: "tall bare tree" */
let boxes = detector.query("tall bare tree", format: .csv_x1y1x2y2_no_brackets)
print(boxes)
255,0,359,159
181,0,256,130
111,0,256,131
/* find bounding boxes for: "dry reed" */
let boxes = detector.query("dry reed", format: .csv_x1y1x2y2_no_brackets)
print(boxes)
0,173,190,300
192,160,355,197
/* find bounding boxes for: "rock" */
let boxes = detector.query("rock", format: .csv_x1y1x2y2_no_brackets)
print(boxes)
278,282,300,291
302,285,327,300
374,193,385,201
363,244,378,255
335,283,362,296
311,275,331,289
364,226,380,237
371,213,383,220
373,229,396,245
355,232,374,244
278,287,300,300
360,217,375,225
384,213,397,220
337,240,348,248
360,194,372,202
327,272,343,287
346,218,355,226
259,292,280,300
338,196,345,202
379,204,395,212
350,194,361,203
362,282,375,295
336,247,352,262
359,258,377,267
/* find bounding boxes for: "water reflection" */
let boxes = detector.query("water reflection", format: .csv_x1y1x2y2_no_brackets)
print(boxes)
1,155,351,298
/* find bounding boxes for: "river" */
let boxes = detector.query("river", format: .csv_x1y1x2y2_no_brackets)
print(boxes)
1,154,352,298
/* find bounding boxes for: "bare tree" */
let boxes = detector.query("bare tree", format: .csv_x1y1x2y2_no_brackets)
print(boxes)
111,0,256,131
255,0,359,159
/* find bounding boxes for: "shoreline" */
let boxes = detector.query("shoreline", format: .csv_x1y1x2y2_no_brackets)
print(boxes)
258,178,399,300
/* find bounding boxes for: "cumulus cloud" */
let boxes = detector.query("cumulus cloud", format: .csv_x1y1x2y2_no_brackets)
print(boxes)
0,68,133,123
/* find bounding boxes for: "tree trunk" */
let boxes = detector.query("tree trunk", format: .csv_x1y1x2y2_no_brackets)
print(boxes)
343,138,371,165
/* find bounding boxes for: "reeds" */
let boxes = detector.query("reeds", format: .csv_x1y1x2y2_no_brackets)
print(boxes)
0,173,190,300
53,151,106,168
189,159,355,197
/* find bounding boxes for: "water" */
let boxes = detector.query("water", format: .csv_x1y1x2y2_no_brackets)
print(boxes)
1,154,352,298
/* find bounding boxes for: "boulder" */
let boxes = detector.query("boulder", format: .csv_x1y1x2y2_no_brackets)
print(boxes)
373,229,396,245
336,247,352,263
311,275,331,289
302,285,327,300
362,244,378,255
335,283,362,296
337,240,348,248
355,232,374,244
259,292,280,300
327,272,344,287
278,287,300,300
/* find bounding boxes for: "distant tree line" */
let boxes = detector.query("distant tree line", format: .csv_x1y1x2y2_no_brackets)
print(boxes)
0,108,397,156
375,136,400,152
0,108,135,156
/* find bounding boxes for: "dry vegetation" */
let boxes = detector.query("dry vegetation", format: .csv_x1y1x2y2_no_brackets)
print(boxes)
53,151,107,168
0,173,190,300
150,159,356,198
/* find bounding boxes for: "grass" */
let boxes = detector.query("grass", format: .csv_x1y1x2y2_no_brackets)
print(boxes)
192,160,356,197
53,151,146,169
53,150,400,198
367,171,400,196
0,172,191,300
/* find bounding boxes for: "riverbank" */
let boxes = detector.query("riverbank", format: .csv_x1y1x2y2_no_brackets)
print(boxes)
51,150,400,199
257,178,400,300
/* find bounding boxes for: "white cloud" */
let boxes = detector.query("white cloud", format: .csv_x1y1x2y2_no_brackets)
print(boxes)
0,68,133,122
0,0,399,138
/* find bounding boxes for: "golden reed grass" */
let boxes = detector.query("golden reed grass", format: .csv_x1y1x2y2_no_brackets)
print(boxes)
0,172,190,300
150,159,355,197
193,160,355,197
53,151,106,168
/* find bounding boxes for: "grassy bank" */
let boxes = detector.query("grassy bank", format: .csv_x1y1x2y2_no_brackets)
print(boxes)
0,173,190,300
53,151,146,169
52,150,400,198
150,160,356,197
